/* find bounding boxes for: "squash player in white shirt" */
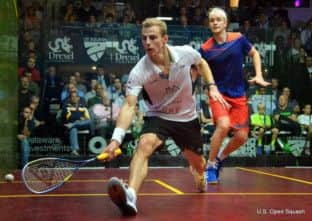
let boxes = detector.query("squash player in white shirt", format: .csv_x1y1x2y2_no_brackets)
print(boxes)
101,17,228,216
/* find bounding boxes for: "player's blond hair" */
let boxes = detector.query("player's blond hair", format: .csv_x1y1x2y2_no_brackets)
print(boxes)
142,18,167,36
207,7,228,23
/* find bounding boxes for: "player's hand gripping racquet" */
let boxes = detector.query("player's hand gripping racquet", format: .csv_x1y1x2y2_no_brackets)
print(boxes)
21,148,122,194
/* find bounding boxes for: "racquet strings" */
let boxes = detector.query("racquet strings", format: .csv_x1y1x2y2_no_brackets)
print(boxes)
23,158,78,193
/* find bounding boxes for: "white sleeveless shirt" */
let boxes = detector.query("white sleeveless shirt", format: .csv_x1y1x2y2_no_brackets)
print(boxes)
126,45,201,122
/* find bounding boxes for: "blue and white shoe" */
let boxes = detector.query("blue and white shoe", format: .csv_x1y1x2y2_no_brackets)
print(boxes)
215,157,223,179
206,165,218,184
107,177,137,216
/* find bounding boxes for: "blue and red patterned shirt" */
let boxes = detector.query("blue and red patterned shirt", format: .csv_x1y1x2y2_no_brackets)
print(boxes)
200,32,252,98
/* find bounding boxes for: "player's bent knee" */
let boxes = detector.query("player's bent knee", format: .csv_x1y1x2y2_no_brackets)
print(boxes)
136,136,161,157
235,130,248,144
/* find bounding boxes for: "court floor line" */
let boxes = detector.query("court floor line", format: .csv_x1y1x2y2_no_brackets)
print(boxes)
0,179,157,184
0,192,311,198
236,167,312,185
153,179,184,195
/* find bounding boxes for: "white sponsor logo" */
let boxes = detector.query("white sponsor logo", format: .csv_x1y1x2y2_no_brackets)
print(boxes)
84,37,139,63
48,36,74,62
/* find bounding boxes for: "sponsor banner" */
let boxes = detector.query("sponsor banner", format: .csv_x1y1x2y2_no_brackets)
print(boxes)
45,25,212,65
45,25,276,67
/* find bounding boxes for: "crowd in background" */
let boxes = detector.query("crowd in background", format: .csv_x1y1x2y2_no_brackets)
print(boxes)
16,0,312,166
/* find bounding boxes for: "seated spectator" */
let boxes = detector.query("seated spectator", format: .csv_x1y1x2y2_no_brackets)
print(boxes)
17,106,35,167
250,103,274,155
18,57,41,84
238,19,258,43
85,78,98,103
300,19,312,55
272,95,301,153
97,1,117,23
92,66,108,89
87,83,108,108
298,104,312,156
61,91,93,156
273,19,290,44
62,2,77,23
24,5,41,32
160,0,179,20
44,65,63,101
107,77,124,108
61,82,85,105
89,94,120,139
18,76,34,112
22,71,40,96
251,86,276,115
29,95,45,125
267,78,281,105
74,71,87,93
76,0,98,22
189,7,204,26
281,86,298,109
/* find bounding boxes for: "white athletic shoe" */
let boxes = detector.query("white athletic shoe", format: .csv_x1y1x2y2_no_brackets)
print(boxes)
189,166,207,193
107,177,138,216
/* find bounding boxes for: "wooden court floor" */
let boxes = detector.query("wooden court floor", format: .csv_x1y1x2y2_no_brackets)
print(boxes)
0,167,311,221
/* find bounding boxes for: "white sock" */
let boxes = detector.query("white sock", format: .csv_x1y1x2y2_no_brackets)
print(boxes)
127,187,137,200
207,160,216,168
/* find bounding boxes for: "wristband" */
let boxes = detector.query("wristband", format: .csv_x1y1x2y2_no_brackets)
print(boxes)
111,127,126,144
207,83,216,88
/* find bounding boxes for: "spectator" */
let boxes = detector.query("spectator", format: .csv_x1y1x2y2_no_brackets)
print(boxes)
267,77,281,105
273,20,291,44
62,2,77,23
280,86,298,109
76,0,98,22
17,106,35,167
85,78,98,103
272,36,289,88
251,86,276,115
300,19,312,55
107,78,124,107
250,103,274,155
18,57,41,84
272,95,301,152
22,71,40,96
74,71,87,93
61,79,85,104
18,76,34,112
87,83,109,108
239,19,258,43
44,65,63,102
289,50,311,106
160,0,179,19
298,104,312,155
61,91,93,156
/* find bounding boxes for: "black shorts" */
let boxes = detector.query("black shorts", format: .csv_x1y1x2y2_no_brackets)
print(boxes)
140,116,203,155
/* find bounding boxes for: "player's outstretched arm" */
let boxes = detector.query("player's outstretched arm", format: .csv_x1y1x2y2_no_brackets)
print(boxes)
101,95,138,160
248,47,271,87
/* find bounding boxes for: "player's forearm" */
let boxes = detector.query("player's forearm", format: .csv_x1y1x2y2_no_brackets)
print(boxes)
251,49,262,77
115,101,136,131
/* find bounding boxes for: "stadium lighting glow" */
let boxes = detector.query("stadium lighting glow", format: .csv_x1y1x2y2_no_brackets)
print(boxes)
156,17,173,21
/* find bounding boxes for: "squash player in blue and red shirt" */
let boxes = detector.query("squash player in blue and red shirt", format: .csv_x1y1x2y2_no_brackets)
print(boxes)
200,7,271,184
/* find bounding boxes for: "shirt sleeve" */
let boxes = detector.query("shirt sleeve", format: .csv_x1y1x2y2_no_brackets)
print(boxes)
126,67,143,97
182,45,202,65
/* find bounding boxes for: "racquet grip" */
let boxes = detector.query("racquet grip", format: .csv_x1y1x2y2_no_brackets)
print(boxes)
96,148,122,161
